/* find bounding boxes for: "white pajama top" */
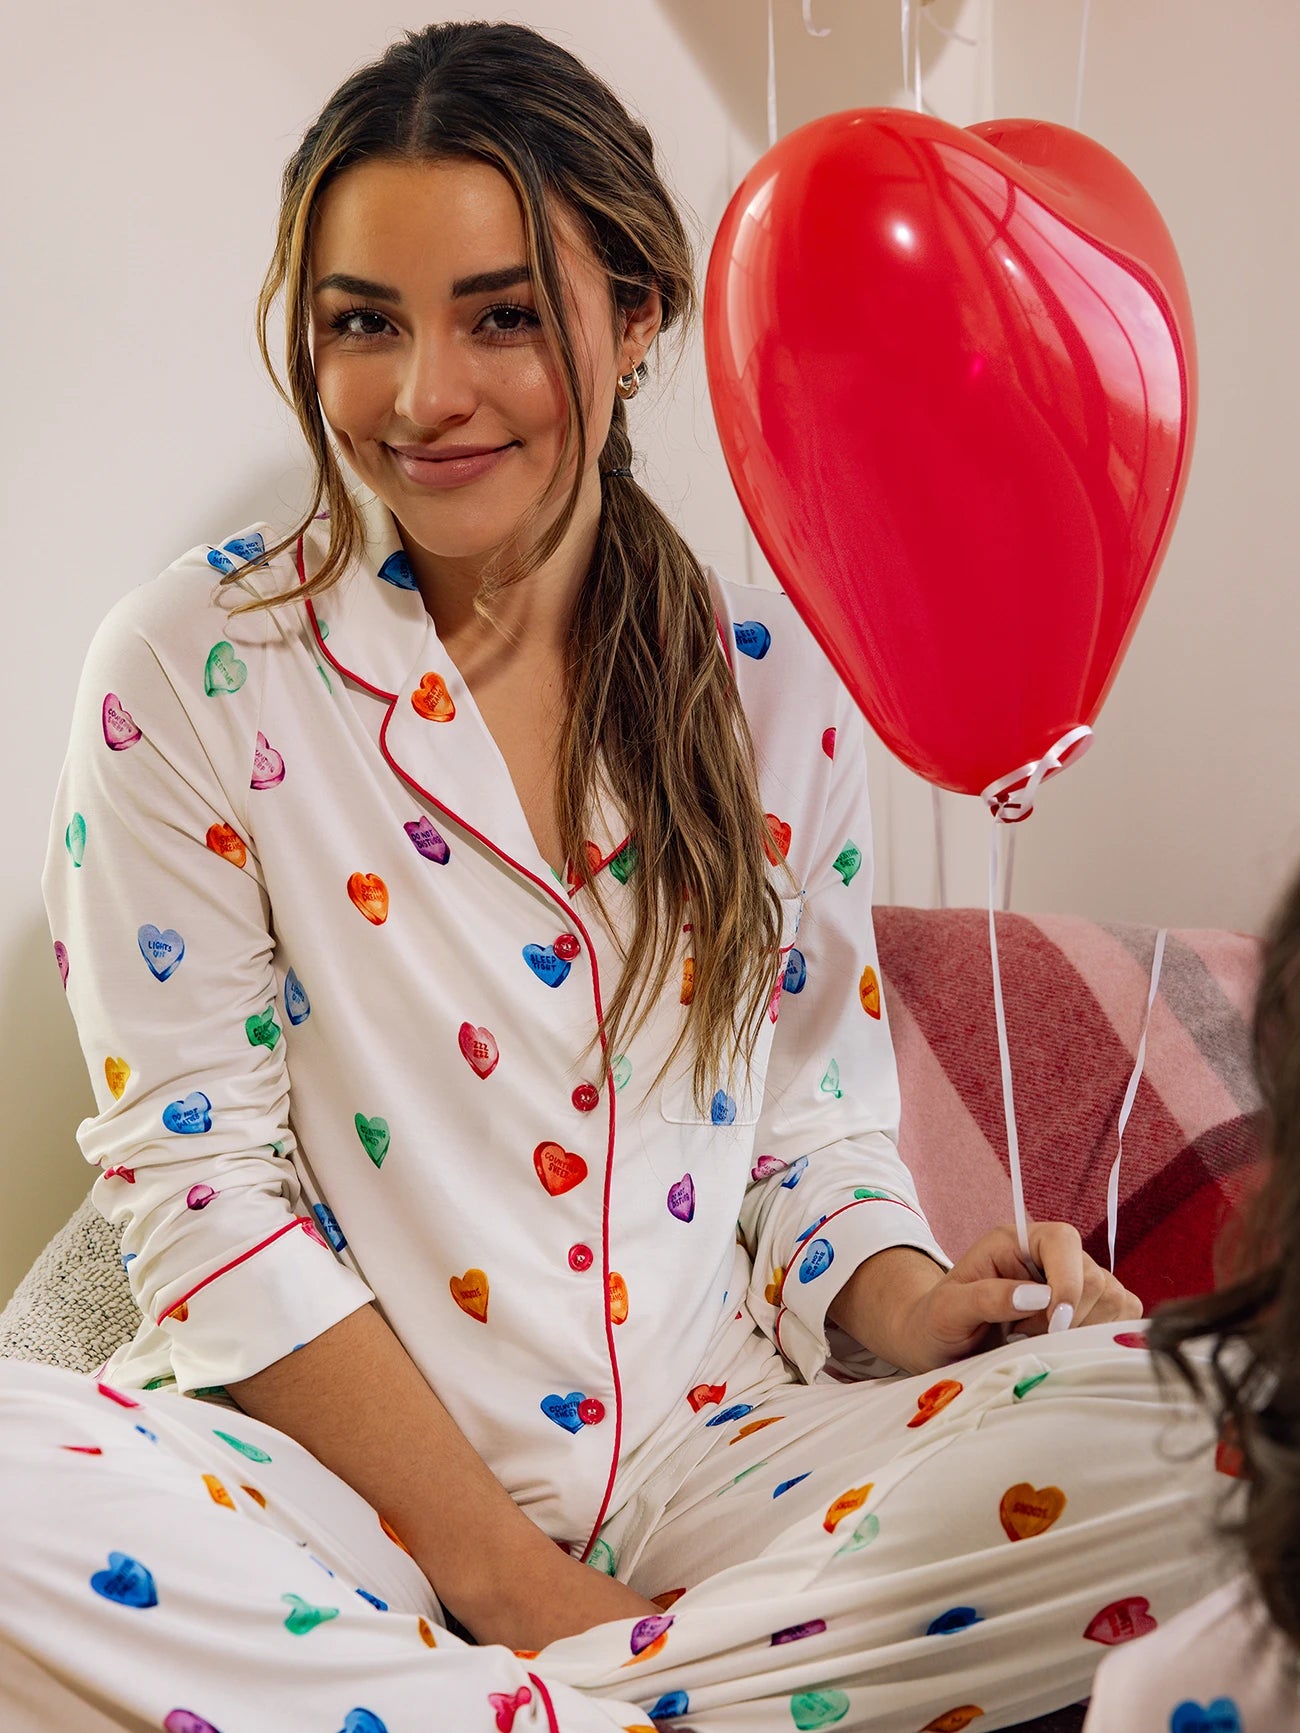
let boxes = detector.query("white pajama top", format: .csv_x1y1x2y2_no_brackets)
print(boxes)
41,478,951,1561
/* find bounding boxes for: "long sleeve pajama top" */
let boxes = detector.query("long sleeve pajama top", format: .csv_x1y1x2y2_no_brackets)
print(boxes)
41,478,951,1564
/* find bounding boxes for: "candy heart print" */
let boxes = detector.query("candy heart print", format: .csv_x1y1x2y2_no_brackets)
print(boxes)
458,1022,499,1078
347,872,388,925
410,671,456,721
102,693,142,750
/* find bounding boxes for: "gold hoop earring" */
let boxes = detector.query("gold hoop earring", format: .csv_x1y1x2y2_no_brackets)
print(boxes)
616,360,647,401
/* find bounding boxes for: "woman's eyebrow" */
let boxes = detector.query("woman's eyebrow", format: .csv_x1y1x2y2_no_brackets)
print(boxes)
311,265,533,302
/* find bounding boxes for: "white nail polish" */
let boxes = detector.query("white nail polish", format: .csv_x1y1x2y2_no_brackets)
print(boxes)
1011,1283,1052,1311
1048,1303,1075,1334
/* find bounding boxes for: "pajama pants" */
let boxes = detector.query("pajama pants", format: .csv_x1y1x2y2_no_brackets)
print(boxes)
0,1320,1233,1733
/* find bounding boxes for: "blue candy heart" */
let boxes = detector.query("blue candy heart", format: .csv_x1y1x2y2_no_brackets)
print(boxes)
354,1587,388,1611
795,1215,829,1245
138,925,185,982
340,1712,389,1733
648,1693,690,1721
284,967,311,1025
926,1606,984,1636
162,1092,212,1135
710,1090,737,1125
783,948,807,993
90,1550,157,1608
541,1392,587,1434
1170,1703,1242,1733
773,1473,811,1498
523,944,570,987
706,1403,755,1426
378,551,418,590
780,1155,809,1189
798,1238,834,1283
312,1204,347,1253
733,620,772,660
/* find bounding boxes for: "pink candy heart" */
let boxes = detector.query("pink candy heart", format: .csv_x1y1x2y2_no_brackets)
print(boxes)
102,693,142,751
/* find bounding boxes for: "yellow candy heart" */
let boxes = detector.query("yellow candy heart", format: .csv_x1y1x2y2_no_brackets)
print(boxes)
104,1057,131,1099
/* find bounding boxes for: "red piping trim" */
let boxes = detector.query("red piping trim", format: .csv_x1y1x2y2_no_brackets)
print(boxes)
527,1674,560,1733
155,1215,320,1324
296,537,626,1564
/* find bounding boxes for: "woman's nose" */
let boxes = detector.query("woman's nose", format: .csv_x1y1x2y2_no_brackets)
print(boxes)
392,332,480,424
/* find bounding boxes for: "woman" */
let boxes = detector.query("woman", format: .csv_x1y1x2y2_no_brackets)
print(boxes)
1,21,1227,1732
1084,863,1300,1726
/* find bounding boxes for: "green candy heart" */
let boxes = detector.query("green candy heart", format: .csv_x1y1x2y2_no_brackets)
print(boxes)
819,1059,842,1099
213,1429,272,1463
1013,1370,1050,1401
834,1511,880,1556
245,1003,282,1051
191,1386,231,1401
587,1537,618,1576
354,1114,390,1168
281,1592,340,1635
608,841,638,885
316,662,333,693
269,1139,285,1156
611,1054,632,1093
716,1459,769,1497
831,842,861,885
790,1690,850,1730
204,640,248,695
317,619,330,639
143,1376,173,1391
852,1187,892,1201
65,812,86,867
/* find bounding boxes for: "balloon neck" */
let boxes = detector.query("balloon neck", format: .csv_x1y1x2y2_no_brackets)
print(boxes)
981,725,1094,824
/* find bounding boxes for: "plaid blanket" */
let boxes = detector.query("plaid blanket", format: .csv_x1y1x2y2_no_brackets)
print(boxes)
875,907,1266,1311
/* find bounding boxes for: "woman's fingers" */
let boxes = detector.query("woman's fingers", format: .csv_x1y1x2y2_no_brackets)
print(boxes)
1027,1220,1085,1332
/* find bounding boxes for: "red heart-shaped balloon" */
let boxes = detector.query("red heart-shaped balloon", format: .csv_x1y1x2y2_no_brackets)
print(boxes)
704,109,1196,795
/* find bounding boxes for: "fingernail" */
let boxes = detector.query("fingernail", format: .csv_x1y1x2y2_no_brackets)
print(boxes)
1048,1303,1075,1334
1011,1283,1052,1311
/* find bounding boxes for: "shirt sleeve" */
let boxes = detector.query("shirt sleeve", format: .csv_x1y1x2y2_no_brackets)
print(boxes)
738,678,951,1385
41,572,374,1396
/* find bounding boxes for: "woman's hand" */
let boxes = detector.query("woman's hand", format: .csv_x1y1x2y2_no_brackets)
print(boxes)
455,1546,665,1653
895,1221,1144,1372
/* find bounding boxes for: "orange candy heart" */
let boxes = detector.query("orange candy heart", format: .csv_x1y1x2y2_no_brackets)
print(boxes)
418,1616,438,1648
608,1271,629,1324
823,1483,873,1532
680,956,695,1004
202,1474,236,1509
998,1481,1067,1541
906,1379,963,1428
411,671,456,722
922,1710,985,1733
764,1268,785,1306
206,822,247,868
104,1057,130,1100
169,1301,190,1323
651,1588,686,1611
859,964,881,1018
729,1416,782,1444
347,871,389,924
763,812,792,865
240,1486,267,1509
449,1269,490,1323
533,1141,588,1196
380,1514,412,1554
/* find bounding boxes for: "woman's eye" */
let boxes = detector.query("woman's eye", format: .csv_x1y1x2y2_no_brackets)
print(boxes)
326,303,540,343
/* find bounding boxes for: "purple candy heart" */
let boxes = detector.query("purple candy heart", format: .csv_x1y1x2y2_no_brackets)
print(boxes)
771,1618,827,1645
164,1714,222,1733
667,1174,695,1222
186,1184,216,1210
750,1154,788,1181
54,940,69,989
404,815,450,864
630,1613,674,1654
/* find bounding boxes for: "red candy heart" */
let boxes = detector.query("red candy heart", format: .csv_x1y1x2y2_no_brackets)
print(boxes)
458,1022,499,1078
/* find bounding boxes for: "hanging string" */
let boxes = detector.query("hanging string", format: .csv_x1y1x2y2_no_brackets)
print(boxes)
1105,928,1167,1271
1074,0,1092,128
1001,828,1017,912
931,787,948,908
801,0,830,38
767,0,779,150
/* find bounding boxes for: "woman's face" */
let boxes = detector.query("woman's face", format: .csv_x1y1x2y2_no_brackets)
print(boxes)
308,156,651,568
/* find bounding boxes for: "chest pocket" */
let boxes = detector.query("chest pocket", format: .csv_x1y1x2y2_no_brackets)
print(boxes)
658,893,804,1128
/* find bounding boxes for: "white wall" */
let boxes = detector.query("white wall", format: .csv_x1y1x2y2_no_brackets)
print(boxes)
4,1,1297,1300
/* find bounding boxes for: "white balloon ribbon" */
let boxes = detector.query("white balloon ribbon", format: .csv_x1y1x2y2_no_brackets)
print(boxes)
979,726,1094,1267
1106,927,1166,1272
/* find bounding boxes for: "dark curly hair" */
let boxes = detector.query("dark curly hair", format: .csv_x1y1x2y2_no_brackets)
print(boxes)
1147,860,1300,1647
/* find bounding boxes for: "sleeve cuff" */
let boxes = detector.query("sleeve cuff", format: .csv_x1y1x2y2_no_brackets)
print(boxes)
156,1215,376,1393
773,1196,951,1384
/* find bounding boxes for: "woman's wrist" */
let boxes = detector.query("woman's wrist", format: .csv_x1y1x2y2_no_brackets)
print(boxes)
826,1246,948,1374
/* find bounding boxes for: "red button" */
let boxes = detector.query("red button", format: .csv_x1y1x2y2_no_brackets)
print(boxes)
568,1243,594,1272
554,933,580,961
578,1397,605,1425
571,1083,599,1112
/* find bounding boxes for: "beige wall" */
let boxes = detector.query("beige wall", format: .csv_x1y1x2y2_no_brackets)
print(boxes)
4,1,1296,1301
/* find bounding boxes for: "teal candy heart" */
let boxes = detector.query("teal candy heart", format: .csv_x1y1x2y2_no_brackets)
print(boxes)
831,842,861,885
609,841,638,884
611,1054,632,1092
204,640,248,696
317,663,333,693
835,1512,880,1556
245,1003,282,1050
65,812,86,867
587,1537,618,1575
354,1114,390,1168
281,1592,339,1635
90,1550,157,1608
790,1690,850,1729
213,1429,272,1463
819,1059,842,1098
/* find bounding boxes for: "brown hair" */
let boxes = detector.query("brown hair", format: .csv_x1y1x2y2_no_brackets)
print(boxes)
1148,860,1300,1647
217,19,793,1111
